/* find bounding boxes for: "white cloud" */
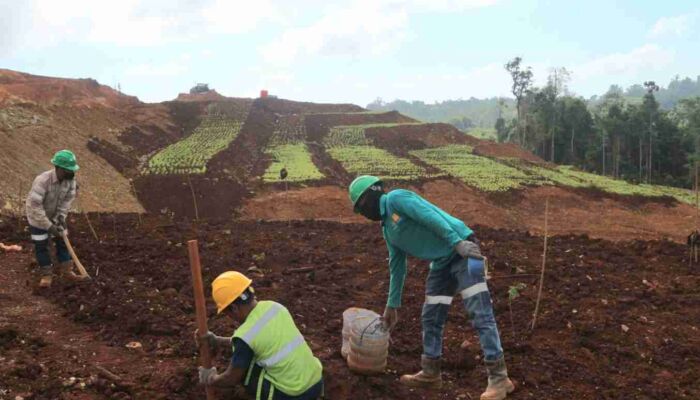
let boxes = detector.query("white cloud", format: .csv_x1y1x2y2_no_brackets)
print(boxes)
260,0,498,66
125,62,188,77
2,0,288,52
649,13,697,38
575,44,674,79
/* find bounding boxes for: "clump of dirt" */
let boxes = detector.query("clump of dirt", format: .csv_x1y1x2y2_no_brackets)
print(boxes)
5,213,696,399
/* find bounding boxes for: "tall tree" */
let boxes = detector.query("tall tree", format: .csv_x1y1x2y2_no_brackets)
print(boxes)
643,81,660,182
546,68,570,162
505,57,534,146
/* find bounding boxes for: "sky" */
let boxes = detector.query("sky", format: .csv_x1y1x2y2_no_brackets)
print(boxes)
1,0,699,105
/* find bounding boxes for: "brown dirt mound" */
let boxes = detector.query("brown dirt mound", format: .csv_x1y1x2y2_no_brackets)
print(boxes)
0,69,139,108
2,214,698,399
366,122,478,153
241,180,696,242
134,175,247,220
473,141,544,164
257,97,364,115
174,90,227,102
304,111,415,142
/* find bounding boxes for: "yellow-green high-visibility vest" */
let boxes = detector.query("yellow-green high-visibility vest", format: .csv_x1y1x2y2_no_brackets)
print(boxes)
233,301,322,398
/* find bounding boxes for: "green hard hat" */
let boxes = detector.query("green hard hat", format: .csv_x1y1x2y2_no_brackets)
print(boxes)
348,175,382,210
51,150,80,172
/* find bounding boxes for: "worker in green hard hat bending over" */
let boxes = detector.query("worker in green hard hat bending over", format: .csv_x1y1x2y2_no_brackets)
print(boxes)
195,271,324,400
26,150,87,288
348,175,514,400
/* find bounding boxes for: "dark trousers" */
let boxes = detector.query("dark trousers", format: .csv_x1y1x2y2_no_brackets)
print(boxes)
30,226,70,270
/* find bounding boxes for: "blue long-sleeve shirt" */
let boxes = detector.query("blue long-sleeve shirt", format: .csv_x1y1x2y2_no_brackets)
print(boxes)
380,189,473,308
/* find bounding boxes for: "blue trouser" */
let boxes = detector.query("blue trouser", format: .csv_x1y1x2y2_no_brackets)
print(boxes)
422,255,504,361
30,225,70,270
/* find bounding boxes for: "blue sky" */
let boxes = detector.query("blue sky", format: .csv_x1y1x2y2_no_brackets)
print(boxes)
2,0,698,105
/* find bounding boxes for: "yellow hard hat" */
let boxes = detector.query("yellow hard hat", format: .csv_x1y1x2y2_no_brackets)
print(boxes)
212,271,253,314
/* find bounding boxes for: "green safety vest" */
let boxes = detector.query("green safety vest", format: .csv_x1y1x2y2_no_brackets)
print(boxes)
233,301,322,398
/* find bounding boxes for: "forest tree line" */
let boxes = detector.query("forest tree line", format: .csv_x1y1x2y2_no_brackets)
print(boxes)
369,62,700,188
500,57,700,188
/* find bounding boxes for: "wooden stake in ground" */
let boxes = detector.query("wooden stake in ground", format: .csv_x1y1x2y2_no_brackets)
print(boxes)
17,180,23,231
531,197,550,330
187,175,200,221
187,240,215,400
84,211,100,242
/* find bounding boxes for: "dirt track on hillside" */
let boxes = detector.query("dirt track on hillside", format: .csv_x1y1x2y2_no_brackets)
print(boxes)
1,214,698,399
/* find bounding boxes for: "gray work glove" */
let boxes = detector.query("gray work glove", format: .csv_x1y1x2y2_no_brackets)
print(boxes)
47,224,64,237
194,329,218,352
455,240,482,259
198,366,217,385
56,215,67,230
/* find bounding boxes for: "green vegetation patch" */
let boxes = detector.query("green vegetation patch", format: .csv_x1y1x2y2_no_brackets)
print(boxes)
328,146,425,179
263,144,324,183
466,128,498,140
269,115,307,146
324,123,427,179
146,116,243,175
411,145,544,191
324,123,425,147
556,166,694,204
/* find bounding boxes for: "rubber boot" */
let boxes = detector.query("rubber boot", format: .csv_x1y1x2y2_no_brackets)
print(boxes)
57,261,88,282
38,266,53,288
400,355,442,389
480,357,515,400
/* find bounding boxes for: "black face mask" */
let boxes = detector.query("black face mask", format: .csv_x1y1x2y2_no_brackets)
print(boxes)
63,171,75,180
357,188,384,221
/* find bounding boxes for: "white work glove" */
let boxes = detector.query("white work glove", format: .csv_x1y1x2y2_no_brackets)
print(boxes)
198,366,217,385
455,240,482,259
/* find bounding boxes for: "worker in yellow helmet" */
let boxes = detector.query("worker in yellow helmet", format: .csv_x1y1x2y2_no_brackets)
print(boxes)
195,271,324,400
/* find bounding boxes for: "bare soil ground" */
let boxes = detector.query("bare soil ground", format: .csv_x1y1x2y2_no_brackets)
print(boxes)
1,213,698,399
241,179,697,243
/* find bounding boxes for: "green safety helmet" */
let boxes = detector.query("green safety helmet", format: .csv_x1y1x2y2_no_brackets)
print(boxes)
348,175,382,210
51,150,80,172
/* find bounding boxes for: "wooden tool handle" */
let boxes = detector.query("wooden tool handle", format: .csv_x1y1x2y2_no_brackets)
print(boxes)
188,240,216,400
62,232,91,278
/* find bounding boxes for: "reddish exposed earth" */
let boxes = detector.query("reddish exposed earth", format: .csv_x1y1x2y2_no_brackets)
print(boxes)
1,213,698,399
242,179,697,243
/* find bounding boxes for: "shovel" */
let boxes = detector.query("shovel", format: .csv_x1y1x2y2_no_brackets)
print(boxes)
61,231,91,279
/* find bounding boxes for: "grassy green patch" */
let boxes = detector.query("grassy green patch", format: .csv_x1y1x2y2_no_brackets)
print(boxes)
269,115,307,146
411,145,544,191
556,166,694,204
263,144,324,183
328,146,425,179
324,123,427,179
146,116,243,175
466,127,498,140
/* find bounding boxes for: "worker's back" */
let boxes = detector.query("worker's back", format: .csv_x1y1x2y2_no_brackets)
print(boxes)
233,300,322,396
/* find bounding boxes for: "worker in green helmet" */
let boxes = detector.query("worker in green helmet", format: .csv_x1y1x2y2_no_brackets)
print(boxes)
348,175,514,400
25,150,87,288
